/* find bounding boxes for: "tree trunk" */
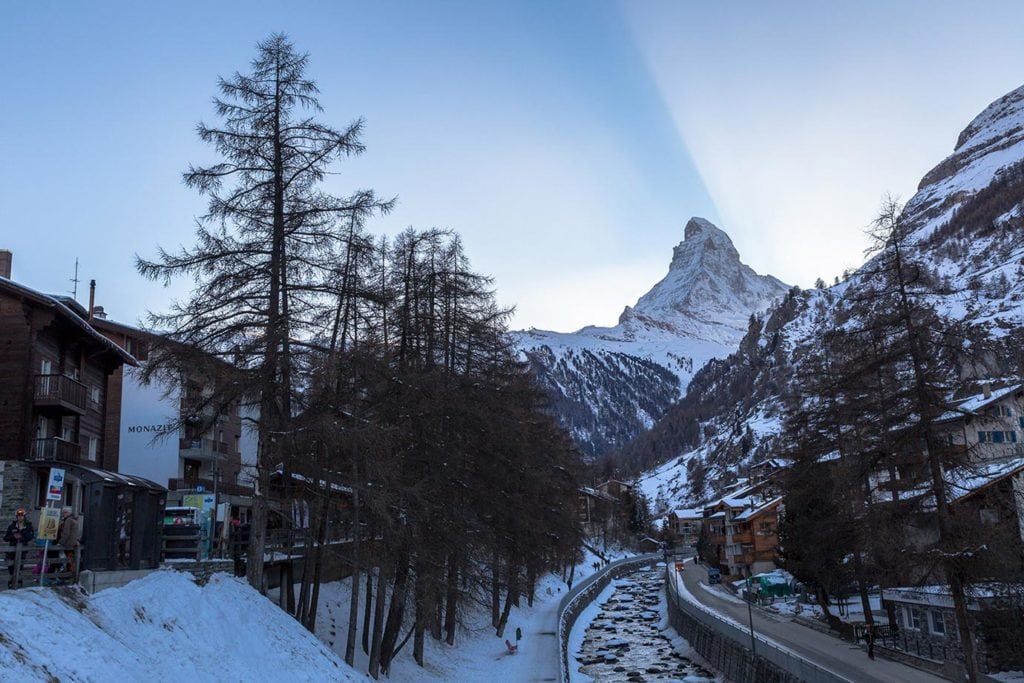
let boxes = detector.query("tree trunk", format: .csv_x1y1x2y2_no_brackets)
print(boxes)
380,555,410,675
369,565,388,679
490,548,500,628
495,564,519,639
345,462,361,666
444,558,459,645
362,568,374,655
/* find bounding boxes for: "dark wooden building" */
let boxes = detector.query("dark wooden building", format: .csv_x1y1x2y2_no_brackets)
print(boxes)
0,257,165,570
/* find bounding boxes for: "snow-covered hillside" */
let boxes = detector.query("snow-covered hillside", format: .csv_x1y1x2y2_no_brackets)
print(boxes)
515,218,789,458
634,83,1024,512
0,571,358,681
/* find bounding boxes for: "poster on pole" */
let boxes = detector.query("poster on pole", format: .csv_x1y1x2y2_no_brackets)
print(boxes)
38,507,61,541
46,468,66,501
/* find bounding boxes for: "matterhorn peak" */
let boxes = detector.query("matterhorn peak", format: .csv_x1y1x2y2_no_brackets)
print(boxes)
626,217,788,343
670,217,740,271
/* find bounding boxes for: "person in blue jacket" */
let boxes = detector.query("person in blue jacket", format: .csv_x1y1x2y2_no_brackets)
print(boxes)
5,508,35,588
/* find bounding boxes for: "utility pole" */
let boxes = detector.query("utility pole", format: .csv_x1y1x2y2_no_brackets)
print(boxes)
746,577,757,659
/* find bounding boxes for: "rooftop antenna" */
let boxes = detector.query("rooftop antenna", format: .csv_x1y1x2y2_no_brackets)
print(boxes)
70,258,80,300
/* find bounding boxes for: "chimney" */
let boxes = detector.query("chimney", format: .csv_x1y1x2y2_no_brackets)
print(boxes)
92,305,107,319
983,382,992,399
88,280,96,322
0,249,11,279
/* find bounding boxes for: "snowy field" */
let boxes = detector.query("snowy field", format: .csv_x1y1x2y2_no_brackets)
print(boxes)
0,548,685,681
0,570,359,681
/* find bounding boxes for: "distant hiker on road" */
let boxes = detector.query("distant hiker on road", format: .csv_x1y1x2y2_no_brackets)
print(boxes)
5,508,35,588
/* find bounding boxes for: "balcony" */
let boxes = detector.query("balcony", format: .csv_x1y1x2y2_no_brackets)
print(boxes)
33,374,87,415
179,438,232,461
168,477,253,497
30,437,80,464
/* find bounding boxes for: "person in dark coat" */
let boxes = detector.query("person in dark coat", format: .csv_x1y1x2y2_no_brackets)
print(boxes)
4,508,35,588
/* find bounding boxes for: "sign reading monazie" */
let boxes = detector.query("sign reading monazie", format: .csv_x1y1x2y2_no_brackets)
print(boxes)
126,424,177,434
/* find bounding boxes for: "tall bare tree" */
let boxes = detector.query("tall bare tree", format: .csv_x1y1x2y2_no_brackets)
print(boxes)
137,33,393,590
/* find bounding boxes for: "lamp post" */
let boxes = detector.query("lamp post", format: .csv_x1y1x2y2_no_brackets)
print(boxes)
746,576,757,658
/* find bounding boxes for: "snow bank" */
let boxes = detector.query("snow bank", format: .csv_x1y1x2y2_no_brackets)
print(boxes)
0,570,359,682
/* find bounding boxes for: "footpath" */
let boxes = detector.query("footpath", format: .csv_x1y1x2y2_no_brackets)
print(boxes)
676,561,944,683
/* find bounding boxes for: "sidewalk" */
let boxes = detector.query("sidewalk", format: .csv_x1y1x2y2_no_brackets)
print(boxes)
676,562,945,683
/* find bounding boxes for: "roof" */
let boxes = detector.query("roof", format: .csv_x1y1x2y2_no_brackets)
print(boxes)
734,496,783,522
937,383,1023,423
27,461,165,492
947,457,1024,504
670,508,704,520
0,276,137,366
579,486,617,503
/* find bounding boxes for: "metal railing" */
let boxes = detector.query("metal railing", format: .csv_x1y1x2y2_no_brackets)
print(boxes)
1,546,81,590
665,564,853,683
33,374,88,412
30,437,81,464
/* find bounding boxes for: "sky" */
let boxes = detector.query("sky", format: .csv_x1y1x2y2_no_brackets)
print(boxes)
2,1,1024,333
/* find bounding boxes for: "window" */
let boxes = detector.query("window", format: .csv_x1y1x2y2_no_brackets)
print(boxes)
759,521,774,534
979,430,1018,444
90,385,101,404
87,437,98,461
930,610,945,635
904,606,922,630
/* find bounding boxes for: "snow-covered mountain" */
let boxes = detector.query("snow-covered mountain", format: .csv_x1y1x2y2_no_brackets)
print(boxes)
514,218,789,458
634,83,1024,512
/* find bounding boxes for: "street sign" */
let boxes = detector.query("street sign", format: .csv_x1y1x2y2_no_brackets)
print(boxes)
195,485,205,493
46,468,66,501
38,507,61,541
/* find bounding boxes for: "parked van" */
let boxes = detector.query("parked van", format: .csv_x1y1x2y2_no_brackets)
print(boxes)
706,567,722,585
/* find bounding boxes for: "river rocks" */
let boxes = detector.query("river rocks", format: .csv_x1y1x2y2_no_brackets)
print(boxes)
575,569,717,681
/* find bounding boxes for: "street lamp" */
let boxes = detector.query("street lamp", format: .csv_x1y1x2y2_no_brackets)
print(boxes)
745,576,757,658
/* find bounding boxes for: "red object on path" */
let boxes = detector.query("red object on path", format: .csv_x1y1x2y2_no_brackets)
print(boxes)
505,639,518,655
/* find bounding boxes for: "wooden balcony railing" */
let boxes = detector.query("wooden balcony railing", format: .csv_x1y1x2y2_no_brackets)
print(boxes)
30,437,81,464
33,374,87,414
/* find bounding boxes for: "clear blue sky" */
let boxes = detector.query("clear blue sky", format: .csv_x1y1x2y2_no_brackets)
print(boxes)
3,1,1024,331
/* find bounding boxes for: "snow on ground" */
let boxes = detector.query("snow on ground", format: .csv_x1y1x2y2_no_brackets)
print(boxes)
309,546,620,682
0,570,359,682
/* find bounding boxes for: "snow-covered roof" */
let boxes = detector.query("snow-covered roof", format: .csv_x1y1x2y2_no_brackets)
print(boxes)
0,276,137,365
734,496,783,522
947,457,1024,504
670,508,704,520
937,383,1023,423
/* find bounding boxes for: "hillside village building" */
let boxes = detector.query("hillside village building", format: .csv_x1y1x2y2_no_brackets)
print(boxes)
0,257,164,571
89,314,257,516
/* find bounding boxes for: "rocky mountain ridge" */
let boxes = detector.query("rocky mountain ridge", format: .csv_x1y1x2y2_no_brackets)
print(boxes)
633,83,1024,512
514,218,789,458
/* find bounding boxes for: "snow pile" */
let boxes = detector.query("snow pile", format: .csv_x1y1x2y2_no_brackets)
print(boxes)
0,570,358,682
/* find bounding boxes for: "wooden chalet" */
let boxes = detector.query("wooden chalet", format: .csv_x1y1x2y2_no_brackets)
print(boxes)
0,257,165,571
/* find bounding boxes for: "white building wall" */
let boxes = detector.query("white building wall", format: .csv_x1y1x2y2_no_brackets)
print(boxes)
117,367,181,487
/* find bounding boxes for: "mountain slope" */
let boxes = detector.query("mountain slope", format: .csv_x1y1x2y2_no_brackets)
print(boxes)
631,83,1024,511
515,218,789,458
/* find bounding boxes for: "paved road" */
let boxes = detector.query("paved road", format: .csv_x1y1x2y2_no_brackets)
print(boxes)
675,561,945,683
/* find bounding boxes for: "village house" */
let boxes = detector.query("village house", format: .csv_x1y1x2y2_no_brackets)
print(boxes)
664,508,703,547
881,584,1023,675
0,253,164,572
702,486,783,578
